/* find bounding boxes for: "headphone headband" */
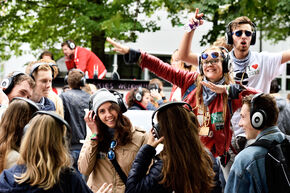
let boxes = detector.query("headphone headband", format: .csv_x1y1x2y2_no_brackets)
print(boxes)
29,62,55,79
32,111,71,132
11,97,40,111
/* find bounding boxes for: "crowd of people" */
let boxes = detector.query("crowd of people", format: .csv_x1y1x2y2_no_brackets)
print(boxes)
0,7,289,193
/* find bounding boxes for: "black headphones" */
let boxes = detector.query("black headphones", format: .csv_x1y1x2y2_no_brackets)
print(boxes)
33,111,71,132
66,40,76,50
64,68,86,86
148,83,161,93
198,47,230,76
88,89,127,114
135,87,143,102
29,62,55,79
11,97,40,111
109,90,127,113
151,101,192,139
226,21,256,45
1,71,26,94
250,93,267,130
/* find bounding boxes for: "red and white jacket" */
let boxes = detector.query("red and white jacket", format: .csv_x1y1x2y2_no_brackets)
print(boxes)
65,46,107,79
139,52,258,157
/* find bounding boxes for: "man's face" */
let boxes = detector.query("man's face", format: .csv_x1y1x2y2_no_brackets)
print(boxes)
62,45,74,57
239,104,259,140
232,24,253,52
33,70,52,98
7,80,33,101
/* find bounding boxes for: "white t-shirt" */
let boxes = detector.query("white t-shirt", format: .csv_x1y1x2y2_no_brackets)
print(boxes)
231,51,284,136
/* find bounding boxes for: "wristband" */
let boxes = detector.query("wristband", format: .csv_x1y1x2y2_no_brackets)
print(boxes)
90,133,99,140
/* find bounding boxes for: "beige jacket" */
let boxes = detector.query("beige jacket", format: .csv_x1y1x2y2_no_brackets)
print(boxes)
78,126,148,193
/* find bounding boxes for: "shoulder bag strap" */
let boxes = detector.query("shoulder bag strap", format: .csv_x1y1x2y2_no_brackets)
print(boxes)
110,158,127,184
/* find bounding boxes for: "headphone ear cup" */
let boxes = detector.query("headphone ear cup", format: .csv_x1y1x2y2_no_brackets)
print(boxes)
250,30,256,45
226,27,233,45
64,75,68,85
153,123,161,139
80,77,86,87
251,109,267,130
1,78,13,94
198,56,204,75
222,55,230,74
135,92,142,102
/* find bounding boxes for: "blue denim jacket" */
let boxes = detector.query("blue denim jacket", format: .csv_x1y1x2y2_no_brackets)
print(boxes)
225,126,285,193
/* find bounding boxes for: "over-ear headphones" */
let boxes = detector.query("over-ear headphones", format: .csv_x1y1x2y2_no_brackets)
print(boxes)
29,62,55,79
109,90,127,113
250,93,267,130
64,68,86,86
148,83,161,93
151,101,192,139
198,47,230,76
33,111,71,132
11,97,40,111
66,40,76,50
135,87,143,102
1,71,25,94
226,21,256,45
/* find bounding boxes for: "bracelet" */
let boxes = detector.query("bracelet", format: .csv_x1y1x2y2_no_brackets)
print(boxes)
225,85,230,96
90,133,99,140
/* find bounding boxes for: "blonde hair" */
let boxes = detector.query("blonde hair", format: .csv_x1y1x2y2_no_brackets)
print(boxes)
196,46,234,119
15,114,72,190
25,59,55,78
47,91,64,117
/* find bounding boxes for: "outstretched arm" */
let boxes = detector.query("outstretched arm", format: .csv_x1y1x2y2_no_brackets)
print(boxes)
178,8,204,66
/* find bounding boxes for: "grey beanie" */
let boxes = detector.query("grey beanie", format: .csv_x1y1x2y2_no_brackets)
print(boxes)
91,88,118,113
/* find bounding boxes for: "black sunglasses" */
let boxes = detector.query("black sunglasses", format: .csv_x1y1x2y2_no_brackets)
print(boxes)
107,140,117,160
232,30,252,37
201,52,220,60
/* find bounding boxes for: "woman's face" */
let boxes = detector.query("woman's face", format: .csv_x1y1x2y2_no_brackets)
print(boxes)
201,48,224,82
97,102,118,128
141,92,151,108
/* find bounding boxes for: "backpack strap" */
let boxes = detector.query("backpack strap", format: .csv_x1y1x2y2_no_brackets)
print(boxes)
110,158,127,184
182,83,196,101
250,139,274,149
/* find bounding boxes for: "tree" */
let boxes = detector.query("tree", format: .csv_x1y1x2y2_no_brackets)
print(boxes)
0,0,289,63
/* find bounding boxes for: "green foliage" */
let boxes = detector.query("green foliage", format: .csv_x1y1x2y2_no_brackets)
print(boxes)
0,0,289,62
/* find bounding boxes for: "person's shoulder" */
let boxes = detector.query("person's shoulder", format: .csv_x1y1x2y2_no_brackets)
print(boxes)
234,145,267,167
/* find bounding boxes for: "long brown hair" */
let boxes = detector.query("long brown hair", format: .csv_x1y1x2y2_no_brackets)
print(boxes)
157,105,214,193
95,103,132,152
15,114,72,190
0,100,38,173
196,46,234,119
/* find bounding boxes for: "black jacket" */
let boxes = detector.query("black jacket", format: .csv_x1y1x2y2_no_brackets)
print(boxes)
0,165,93,193
125,144,222,193
60,89,90,150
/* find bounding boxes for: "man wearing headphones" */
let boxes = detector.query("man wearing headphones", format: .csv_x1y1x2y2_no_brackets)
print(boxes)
0,72,35,116
61,40,107,79
59,69,90,176
225,93,285,193
25,59,56,111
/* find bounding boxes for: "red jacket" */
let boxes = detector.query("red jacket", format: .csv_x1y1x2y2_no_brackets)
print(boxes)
139,52,258,157
65,47,107,79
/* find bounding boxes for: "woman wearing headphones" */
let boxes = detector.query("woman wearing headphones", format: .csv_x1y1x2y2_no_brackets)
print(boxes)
126,87,151,110
126,102,221,193
0,111,110,193
0,97,39,174
78,88,148,193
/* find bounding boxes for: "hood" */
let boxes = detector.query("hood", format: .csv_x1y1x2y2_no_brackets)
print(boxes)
0,165,41,193
275,97,286,111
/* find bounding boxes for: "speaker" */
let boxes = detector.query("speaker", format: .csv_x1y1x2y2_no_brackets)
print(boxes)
66,40,76,50
226,21,256,45
64,68,86,86
29,62,55,79
135,87,143,102
199,46,230,76
250,93,267,130
11,97,40,111
151,101,192,139
1,71,25,94
109,90,127,113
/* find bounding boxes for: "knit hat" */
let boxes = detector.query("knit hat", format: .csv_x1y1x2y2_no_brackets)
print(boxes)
91,88,118,113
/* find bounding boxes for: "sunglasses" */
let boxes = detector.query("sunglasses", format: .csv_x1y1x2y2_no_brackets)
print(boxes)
202,59,220,66
107,140,117,160
201,52,220,60
232,30,252,37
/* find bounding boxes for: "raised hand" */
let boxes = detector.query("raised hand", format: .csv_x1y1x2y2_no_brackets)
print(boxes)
106,37,130,55
201,81,227,94
147,128,164,148
96,183,112,193
189,8,204,28
84,110,98,134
